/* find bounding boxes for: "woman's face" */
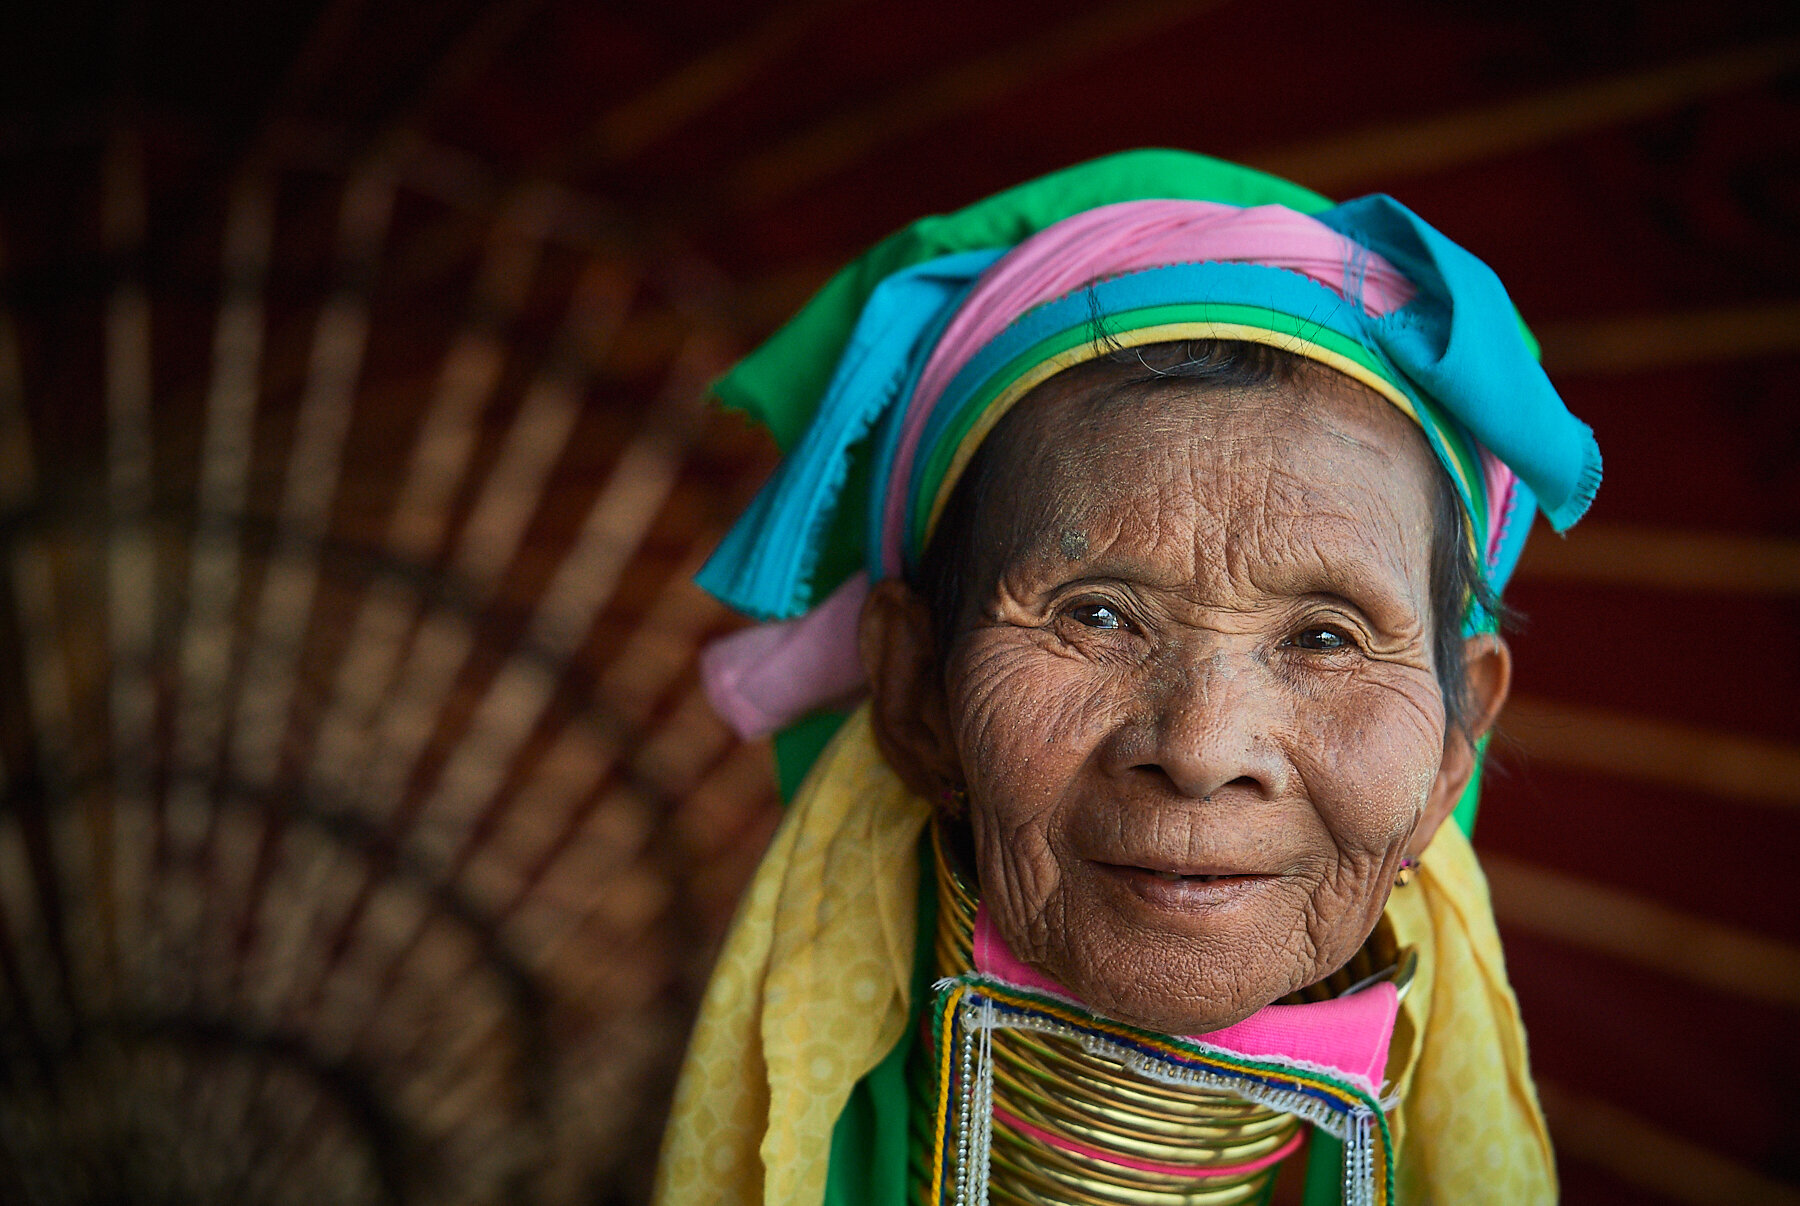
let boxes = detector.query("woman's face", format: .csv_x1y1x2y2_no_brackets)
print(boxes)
868,360,1504,1036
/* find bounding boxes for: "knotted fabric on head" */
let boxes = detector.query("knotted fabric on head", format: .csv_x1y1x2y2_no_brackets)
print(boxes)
695,151,1600,742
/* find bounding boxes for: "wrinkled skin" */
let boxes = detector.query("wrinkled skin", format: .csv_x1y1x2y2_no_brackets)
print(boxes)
862,360,1510,1036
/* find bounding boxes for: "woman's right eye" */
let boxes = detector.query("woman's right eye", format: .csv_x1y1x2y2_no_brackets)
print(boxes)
1069,603,1126,630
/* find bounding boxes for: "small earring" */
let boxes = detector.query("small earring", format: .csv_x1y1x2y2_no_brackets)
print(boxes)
1394,857,1420,888
940,784,969,819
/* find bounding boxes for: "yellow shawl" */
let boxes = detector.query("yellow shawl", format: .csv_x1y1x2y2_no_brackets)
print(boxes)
654,709,1556,1204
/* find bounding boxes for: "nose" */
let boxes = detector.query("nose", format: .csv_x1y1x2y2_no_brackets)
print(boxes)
1106,648,1292,801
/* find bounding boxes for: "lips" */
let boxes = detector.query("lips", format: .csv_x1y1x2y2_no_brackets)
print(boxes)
1089,861,1277,914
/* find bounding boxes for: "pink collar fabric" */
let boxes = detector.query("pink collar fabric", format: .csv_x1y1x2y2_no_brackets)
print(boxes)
972,904,1398,1097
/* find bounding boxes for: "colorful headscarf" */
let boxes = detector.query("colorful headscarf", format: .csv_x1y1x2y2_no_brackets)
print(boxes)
695,150,1600,745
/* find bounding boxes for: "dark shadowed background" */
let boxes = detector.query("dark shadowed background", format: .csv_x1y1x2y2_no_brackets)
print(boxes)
0,1,1795,1202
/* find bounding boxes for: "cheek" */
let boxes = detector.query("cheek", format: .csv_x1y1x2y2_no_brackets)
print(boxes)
947,634,1121,805
1296,671,1446,854
946,634,1126,948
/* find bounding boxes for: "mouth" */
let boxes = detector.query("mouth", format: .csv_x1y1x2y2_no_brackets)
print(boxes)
1092,862,1275,910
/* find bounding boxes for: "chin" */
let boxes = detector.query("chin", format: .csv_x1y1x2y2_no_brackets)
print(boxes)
1032,882,1322,1036
1080,978,1271,1037
1055,933,1300,1038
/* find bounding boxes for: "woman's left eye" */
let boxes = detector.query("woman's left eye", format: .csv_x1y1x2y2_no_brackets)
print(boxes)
1069,603,1126,630
1289,626,1357,652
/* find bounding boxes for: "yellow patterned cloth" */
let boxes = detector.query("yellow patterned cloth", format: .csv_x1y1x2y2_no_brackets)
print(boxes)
653,708,1556,1204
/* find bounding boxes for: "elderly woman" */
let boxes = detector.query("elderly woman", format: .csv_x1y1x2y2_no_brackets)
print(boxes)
656,151,1598,1205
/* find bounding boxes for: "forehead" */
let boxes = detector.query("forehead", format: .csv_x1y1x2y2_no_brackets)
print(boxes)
982,358,1442,586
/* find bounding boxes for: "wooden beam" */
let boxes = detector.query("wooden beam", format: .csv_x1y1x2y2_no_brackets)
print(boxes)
101,126,154,1006
411,334,720,874
575,0,838,166
1538,1078,1800,1206
302,190,570,796
1513,522,1800,596
226,159,401,800
1538,302,1800,375
1502,695,1800,809
730,0,1219,207
169,170,276,835
350,259,634,819
1484,853,1800,1007
1250,39,1800,192
0,307,29,512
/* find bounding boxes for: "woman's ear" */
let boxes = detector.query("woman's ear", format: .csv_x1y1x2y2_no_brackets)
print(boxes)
1411,632,1513,856
859,578,963,799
